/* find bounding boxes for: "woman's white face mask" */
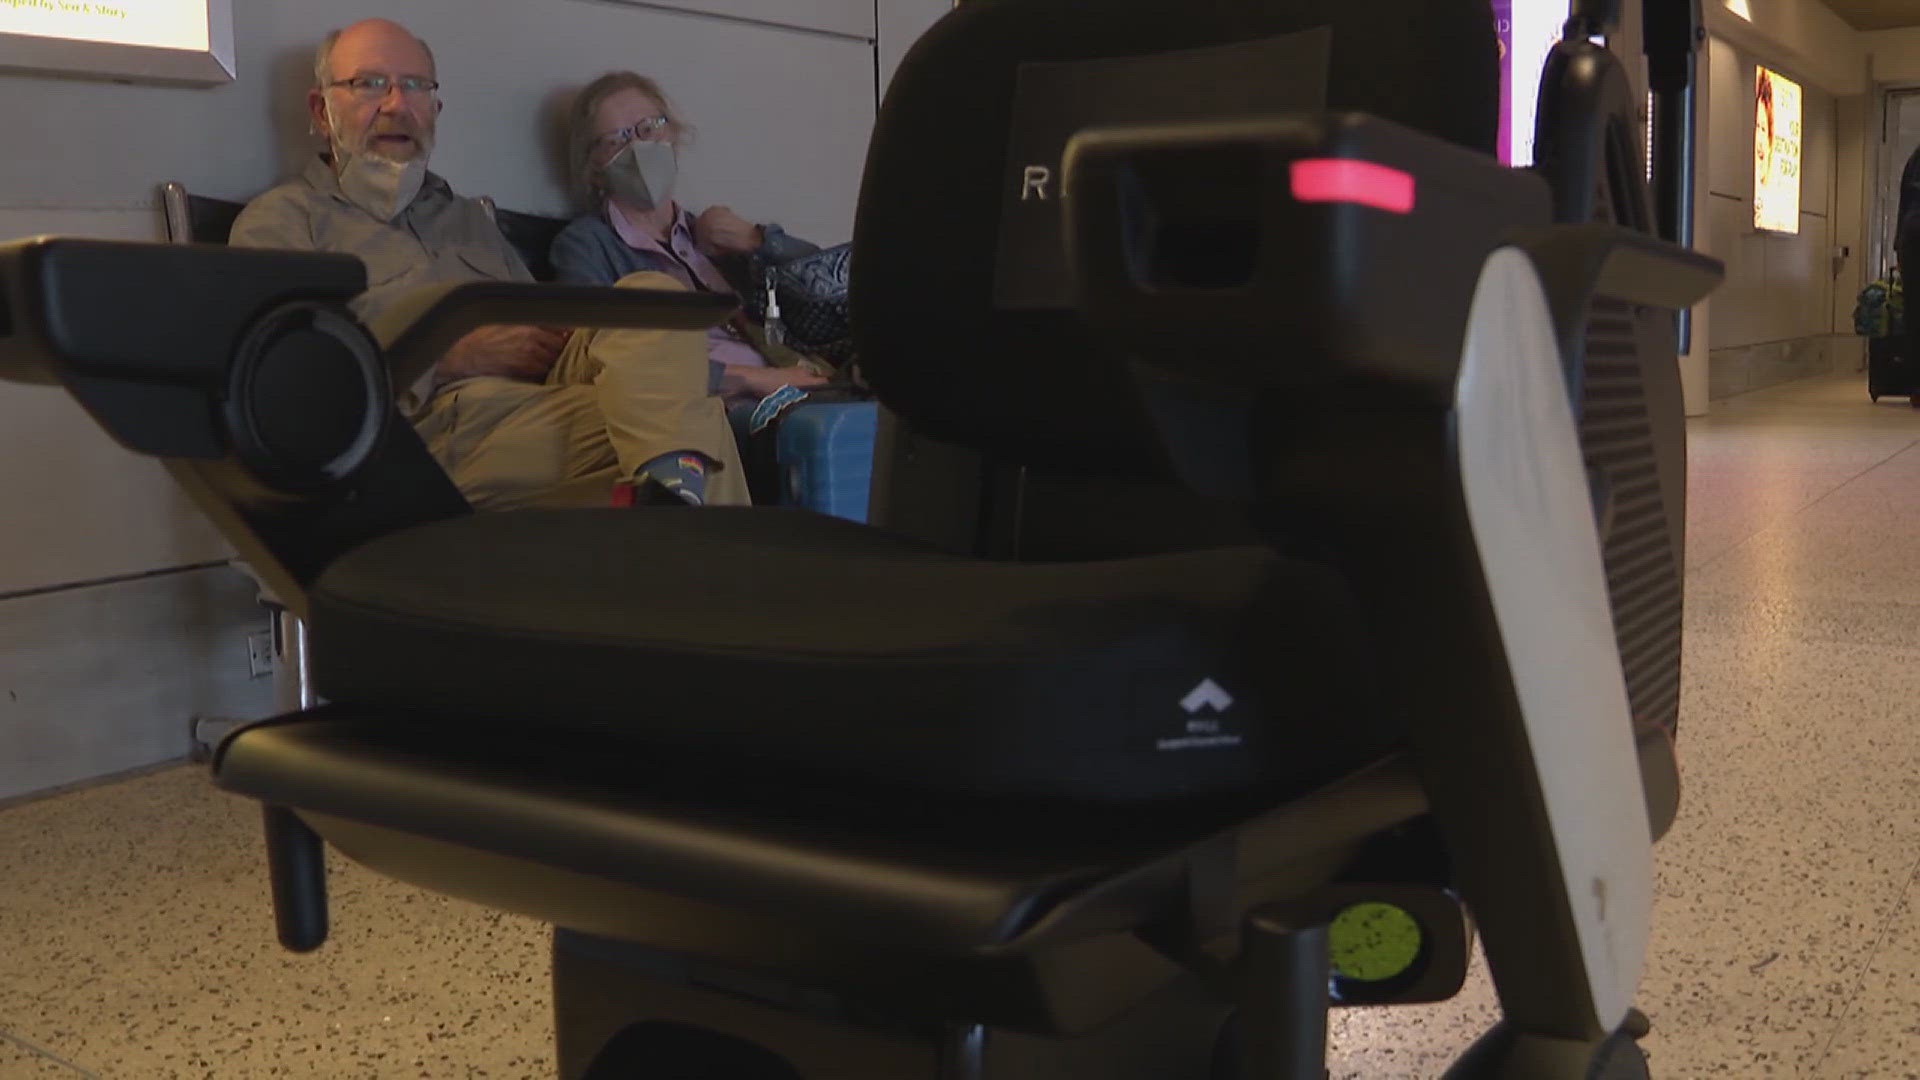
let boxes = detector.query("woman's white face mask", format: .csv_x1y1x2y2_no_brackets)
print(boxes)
602,139,678,211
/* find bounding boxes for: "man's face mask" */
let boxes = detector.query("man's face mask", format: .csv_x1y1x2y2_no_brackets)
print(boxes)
335,152,429,222
603,139,678,212
326,98,432,221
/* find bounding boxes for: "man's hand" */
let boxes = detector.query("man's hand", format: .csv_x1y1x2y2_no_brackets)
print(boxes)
438,324,570,382
695,206,765,257
724,363,830,401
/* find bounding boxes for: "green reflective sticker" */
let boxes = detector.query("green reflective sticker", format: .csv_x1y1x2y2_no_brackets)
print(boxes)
1328,902,1422,982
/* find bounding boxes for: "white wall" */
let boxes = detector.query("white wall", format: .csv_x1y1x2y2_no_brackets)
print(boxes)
1704,36,1838,351
1602,0,1860,411
880,0,953,98
1705,0,1866,97
1833,91,1870,347
1688,0,1872,400
0,2,881,249
1863,26,1920,84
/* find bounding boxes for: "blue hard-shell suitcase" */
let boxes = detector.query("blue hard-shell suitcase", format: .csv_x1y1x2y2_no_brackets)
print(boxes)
776,401,879,522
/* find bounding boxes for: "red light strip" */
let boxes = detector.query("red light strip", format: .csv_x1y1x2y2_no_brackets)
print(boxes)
1289,159,1417,214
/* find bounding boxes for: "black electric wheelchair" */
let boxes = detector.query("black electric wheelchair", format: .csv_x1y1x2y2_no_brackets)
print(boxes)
0,0,1717,1075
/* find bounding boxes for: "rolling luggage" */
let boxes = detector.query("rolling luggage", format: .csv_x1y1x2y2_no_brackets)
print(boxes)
775,400,878,522
1855,273,1914,403
1868,335,1918,404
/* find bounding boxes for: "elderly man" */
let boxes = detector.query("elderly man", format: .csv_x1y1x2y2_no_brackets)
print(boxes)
232,18,772,507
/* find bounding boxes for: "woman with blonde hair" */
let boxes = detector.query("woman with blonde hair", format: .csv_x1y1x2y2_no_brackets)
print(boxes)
549,72,830,408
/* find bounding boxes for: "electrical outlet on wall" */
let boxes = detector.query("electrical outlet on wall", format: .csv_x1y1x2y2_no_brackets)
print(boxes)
247,629,275,679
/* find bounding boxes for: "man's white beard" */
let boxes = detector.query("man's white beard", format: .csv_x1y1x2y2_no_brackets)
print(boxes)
325,99,433,162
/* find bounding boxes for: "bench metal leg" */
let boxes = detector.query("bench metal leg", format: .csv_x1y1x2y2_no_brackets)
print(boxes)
271,605,315,713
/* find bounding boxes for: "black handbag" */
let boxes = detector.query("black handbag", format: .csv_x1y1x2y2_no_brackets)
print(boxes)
743,243,855,365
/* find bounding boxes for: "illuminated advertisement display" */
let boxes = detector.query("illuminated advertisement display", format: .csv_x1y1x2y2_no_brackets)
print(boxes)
1753,66,1802,234
1492,0,1568,166
0,0,232,84
0,0,207,52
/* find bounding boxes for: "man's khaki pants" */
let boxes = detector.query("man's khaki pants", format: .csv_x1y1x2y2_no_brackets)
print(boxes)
412,271,750,510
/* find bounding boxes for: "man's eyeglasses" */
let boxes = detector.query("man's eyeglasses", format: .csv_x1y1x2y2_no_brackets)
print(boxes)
592,116,670,155
326,74,439,100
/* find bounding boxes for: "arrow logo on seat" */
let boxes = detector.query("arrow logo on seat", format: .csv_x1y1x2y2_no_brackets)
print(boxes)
1181,678,1234,715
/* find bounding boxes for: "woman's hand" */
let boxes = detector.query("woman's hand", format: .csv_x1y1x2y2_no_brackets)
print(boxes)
695,206,765,257
722,363,830,400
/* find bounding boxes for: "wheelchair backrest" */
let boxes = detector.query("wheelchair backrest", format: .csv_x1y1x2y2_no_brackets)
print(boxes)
853,0,1499,481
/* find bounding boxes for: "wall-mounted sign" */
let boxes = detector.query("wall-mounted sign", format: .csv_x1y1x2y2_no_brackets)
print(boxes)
1753,65,1802,234
0,0,233,86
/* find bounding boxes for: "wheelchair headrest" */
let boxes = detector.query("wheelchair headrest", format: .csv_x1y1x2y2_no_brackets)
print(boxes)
852,0,1499,476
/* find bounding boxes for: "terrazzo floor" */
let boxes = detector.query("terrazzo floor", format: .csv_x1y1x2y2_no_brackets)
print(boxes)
3,372,1918,1078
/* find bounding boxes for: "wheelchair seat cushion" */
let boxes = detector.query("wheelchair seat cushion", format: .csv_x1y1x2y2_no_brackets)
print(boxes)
307,508,1393,803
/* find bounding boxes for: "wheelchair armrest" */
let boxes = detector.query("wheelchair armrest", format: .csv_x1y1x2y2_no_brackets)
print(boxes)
1059,112,1552,501
368,280,738,392
1512,223,1721,314
1507,222,1723,392
1063,111,1552,397
0,237,367,394
0,238,370,460
0,239,740,442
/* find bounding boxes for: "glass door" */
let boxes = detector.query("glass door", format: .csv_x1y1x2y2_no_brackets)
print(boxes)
1869,88,1920,280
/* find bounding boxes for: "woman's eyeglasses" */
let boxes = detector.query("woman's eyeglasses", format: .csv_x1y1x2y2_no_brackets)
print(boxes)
592,116,670,155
